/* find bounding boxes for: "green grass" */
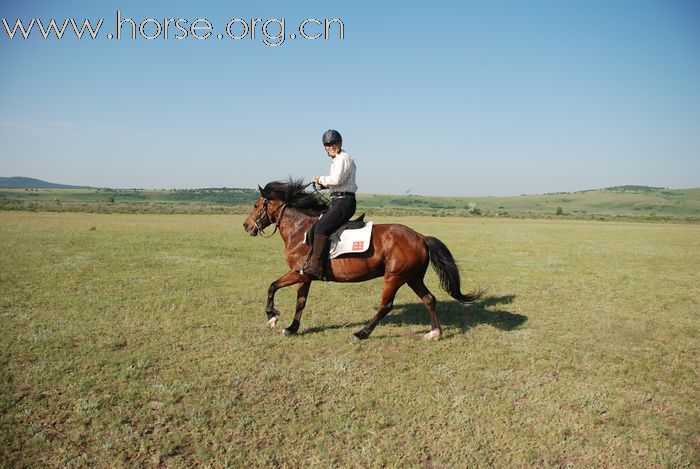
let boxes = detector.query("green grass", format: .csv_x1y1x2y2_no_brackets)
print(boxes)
1,212,698,466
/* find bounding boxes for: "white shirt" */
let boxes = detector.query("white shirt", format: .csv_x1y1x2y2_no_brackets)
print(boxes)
318,150,358,193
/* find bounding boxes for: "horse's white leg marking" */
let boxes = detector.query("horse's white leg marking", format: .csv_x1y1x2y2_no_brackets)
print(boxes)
267,316,278,330
423,328,442,341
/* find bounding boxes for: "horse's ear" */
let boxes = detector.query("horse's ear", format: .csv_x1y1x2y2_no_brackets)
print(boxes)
258,185,265,196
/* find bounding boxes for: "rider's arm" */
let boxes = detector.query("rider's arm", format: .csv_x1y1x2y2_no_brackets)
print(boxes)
318,153,351,187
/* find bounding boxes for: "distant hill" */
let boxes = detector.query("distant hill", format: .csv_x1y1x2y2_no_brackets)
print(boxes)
0,177,92,189
359,186,700,219
1,179,698,220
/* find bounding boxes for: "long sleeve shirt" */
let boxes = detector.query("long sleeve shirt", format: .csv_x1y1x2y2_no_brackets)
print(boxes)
318,150,358,193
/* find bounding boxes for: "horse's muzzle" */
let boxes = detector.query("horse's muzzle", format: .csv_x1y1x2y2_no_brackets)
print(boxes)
243,221,259,236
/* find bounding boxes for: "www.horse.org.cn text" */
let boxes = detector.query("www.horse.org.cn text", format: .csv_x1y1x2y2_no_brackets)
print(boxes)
1,11,345,46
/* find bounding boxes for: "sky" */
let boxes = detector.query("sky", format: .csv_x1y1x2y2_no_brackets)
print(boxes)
1,0,699,196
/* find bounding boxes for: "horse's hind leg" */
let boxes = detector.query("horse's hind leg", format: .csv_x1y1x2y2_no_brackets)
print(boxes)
354,276,403,340
408,278,442,341
283,281,311,336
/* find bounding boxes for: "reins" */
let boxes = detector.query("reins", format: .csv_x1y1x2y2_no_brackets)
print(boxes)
311,183,331,206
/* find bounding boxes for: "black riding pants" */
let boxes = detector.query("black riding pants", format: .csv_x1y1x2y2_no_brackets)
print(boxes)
313,196,356,236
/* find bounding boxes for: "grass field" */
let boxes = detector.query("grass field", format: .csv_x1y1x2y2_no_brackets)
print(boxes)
1,212,698,466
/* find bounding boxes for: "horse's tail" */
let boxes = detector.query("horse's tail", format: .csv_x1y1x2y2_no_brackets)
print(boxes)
424,236,485,303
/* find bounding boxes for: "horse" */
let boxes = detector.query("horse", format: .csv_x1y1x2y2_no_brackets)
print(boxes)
242,179,484,340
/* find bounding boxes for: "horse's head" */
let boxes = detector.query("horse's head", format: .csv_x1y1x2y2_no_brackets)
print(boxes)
244,179,327,236
242,186,285,236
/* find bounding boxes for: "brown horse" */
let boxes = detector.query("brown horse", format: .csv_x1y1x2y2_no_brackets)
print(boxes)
242,179,484,340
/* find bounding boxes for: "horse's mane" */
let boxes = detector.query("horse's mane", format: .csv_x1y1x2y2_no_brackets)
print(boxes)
260,178,329,215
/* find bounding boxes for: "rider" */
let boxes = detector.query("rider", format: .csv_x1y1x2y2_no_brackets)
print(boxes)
303,129,358,279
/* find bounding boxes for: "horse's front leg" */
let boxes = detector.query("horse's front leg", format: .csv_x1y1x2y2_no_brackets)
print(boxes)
265,270,307,330
283,281,311,336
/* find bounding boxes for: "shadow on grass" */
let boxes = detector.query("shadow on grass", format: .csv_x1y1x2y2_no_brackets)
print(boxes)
302,294,526,336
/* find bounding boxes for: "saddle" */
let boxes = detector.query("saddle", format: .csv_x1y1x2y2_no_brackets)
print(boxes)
305,213,367,247
302,214,373,280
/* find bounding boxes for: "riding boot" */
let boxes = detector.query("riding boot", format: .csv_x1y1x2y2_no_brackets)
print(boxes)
303,234,328,280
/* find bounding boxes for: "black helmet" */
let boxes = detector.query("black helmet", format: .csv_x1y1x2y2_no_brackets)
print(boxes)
322,129,342,145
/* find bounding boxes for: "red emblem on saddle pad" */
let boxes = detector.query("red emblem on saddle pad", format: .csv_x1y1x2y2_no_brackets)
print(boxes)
352,241,364,251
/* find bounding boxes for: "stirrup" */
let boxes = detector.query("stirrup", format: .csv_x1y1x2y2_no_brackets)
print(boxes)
300,265,325,280
301,268,323,280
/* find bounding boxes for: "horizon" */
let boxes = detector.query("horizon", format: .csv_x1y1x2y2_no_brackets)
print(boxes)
2,175,697,198
1,1,699,196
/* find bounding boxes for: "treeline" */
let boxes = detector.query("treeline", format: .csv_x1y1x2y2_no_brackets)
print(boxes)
604,185,666,192
162,188,259,205
389,198,458,209
95,188,259,204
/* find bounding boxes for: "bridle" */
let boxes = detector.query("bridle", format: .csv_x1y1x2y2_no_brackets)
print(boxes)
252,182,316,238
252,198,287,238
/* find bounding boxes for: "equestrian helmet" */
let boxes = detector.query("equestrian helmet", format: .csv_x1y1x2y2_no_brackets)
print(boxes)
322,129,342,145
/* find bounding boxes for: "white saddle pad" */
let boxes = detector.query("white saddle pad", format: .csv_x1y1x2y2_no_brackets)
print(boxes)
329,222,373,259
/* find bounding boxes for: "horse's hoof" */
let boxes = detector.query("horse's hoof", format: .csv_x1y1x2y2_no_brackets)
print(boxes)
424,329,442,341
347,334,362,344
283,328,296,337
267,316,278,330
353,330,370,340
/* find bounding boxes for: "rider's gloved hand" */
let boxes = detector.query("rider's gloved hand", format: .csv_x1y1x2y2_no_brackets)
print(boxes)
312,176,325,190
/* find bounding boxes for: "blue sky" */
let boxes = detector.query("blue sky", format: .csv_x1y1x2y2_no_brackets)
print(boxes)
1,0,698,196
